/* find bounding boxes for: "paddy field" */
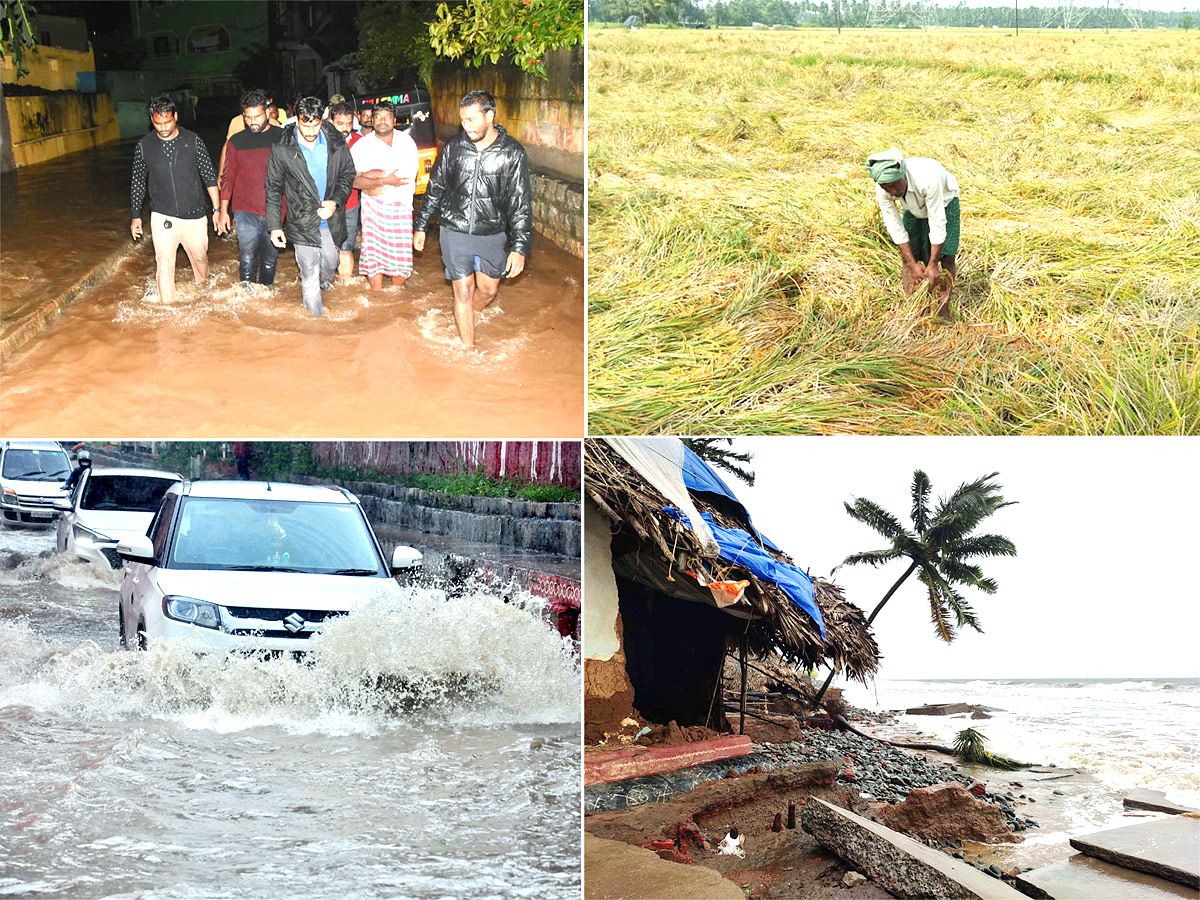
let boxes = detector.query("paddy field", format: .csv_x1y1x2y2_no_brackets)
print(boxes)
587,27,1199,434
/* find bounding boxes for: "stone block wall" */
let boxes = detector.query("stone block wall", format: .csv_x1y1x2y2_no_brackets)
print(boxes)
532,172,583,258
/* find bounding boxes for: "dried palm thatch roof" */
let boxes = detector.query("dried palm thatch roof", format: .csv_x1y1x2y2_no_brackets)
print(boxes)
586,439,879,683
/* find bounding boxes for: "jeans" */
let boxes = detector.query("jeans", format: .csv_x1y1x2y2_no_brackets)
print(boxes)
339,205,360,252
294,228,338,316
234,210,278,285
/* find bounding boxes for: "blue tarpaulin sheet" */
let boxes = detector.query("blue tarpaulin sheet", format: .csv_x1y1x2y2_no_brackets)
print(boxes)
681,447,781,552
666,509,824,638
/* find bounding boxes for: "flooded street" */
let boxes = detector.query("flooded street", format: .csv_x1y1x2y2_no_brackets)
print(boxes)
1,135,583,437
0,526,581,899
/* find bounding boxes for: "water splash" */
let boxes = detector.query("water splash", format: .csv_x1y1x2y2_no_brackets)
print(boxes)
0,585,579,735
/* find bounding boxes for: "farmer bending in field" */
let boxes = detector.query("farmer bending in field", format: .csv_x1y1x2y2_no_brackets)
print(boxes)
867,148,960,319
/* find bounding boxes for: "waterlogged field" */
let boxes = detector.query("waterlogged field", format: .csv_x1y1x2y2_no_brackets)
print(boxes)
587,28,1200,434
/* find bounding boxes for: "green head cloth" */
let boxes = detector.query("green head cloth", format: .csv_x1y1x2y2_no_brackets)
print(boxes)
867,149,907,185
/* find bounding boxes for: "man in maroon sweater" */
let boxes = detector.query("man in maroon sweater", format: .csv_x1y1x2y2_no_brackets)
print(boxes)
215,89,285,285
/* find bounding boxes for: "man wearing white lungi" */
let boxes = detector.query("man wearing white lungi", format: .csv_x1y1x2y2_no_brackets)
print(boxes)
350,100,419,290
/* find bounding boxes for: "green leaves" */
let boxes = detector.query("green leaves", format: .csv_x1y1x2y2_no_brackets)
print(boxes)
428,0,583,79
910,469,932,536
954,727,1033,770
1,0,38,79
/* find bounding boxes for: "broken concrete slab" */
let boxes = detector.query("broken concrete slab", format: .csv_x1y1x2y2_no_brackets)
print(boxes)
584,834,744,900
1015,852,1198,900
1070,815,1200,889
1124,789,1200,816
800,797,1025,899
905,703,1003,717
584,735,753,787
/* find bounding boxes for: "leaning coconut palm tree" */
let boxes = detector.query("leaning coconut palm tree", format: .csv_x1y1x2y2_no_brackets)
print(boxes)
811,470,1017,710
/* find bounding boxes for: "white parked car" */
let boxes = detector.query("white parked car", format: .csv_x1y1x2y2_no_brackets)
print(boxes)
0,440,72,527
55,467,183,569
118,480,422,652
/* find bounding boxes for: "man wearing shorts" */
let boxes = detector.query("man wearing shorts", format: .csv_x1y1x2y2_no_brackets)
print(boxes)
130,96,220,304
350,99,418,290
868,148,961,319
413,89,532,349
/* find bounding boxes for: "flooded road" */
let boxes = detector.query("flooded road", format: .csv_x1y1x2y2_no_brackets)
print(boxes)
1,133,583,437
0,526,581,898
1,232,584,437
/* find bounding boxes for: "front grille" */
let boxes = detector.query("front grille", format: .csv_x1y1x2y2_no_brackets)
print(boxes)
101,548,123,569
15,494,57,508
225,628,316,640
225,607,345,624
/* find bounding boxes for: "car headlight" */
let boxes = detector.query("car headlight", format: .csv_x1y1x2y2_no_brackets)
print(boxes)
163,595,223,630
73,523,116,549
2,489,16,506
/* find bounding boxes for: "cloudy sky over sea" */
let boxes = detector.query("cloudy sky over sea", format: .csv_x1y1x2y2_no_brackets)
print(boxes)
730,437,1198,680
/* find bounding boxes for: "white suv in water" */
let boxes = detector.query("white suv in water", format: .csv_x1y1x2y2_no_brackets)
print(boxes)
56,467,183,569
0,440,72,527
117,481,422,652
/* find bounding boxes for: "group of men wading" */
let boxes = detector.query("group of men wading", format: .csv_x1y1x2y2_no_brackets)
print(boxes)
129,88,532,349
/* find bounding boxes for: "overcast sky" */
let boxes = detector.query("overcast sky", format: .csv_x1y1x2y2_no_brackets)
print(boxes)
727,437,1199,681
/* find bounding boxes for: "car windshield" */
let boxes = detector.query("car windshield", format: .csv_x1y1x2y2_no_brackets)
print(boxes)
2,448,71,481
81,475,178,513
169,497,385,574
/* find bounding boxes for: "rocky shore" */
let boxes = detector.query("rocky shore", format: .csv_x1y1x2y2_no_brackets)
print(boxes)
585,704,1063,898
586,723,1039,837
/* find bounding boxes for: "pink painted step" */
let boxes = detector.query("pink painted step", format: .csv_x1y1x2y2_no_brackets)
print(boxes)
585,735,753,786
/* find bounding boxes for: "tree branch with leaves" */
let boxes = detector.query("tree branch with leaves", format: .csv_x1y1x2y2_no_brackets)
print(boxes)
429,0,583,79
1,0,38,80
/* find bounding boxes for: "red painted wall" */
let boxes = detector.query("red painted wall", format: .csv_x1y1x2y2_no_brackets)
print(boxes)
309,441,581,488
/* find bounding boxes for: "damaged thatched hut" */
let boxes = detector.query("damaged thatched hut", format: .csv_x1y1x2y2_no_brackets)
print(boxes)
585,438,880,744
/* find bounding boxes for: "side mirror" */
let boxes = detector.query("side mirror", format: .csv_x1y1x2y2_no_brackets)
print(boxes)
117,534,157,566
52,497,73,512
391,545,422,573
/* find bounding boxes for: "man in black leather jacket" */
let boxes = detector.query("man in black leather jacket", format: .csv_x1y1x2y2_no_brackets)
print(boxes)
413,89,533,349
265,96,356,316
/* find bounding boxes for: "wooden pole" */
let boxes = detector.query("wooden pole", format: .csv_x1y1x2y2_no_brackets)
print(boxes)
739,632,749,735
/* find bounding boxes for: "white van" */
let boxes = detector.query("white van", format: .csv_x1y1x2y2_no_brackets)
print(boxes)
0,440,73,527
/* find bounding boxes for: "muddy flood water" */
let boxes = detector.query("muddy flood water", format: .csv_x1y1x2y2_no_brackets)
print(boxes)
1,137,583,437
0,526,581,898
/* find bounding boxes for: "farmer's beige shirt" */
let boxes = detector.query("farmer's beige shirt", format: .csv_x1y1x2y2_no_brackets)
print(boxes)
875,156,960,246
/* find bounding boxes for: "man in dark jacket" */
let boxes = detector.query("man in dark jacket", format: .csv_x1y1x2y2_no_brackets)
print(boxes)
413,89,532,349
265,95,356,316
215,88,284,285
130,96,220,304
